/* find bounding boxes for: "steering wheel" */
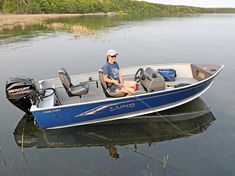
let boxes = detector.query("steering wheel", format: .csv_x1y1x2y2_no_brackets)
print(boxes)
134,68,144,83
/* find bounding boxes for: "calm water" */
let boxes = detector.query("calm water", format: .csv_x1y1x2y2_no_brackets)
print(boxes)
0,14,235,176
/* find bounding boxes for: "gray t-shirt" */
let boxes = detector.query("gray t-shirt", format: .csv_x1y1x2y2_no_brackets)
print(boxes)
102,62,120,81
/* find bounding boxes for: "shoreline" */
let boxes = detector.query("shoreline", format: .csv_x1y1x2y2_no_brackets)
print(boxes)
0,13,118,30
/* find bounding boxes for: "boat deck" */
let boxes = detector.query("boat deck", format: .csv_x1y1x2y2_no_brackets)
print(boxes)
36,63,222,109
55,77,198,106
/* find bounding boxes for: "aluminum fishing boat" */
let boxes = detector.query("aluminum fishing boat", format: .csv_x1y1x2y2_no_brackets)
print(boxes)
13,98,215,149
6,63,223,129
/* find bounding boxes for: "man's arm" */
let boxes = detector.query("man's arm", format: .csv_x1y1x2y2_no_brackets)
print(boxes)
118,71,123,85
103,75,119,85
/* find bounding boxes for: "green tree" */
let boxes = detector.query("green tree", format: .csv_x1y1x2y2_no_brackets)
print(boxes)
0,0,229,15
0,0,3,12
3,0,15,13
40,0,51,13
28,1,41,13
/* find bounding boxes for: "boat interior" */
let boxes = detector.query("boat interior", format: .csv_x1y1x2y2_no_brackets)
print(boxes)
35,63,222,110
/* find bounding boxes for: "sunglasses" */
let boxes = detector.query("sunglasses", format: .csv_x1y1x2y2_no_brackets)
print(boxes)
111,55,117,58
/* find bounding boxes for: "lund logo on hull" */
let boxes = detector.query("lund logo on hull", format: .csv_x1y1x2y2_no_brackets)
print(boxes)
110,103,135,112
75,103,136,117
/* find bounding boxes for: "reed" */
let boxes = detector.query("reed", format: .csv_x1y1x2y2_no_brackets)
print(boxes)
20,127,33,173
21,128,24,152
46,23,68,30
71,25,94,37
47,23,94,37
0,13,113,31
144,164,153,176
21,151,33,173
163,154,170,169
0,145,7,167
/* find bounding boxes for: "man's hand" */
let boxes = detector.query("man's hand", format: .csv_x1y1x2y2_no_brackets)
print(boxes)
113,80,120,86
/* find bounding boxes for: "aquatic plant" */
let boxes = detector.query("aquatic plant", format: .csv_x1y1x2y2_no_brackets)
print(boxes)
163,154,170,169
0,145,7,167
46,22,94,37
21,128,24,152
144,164,153,176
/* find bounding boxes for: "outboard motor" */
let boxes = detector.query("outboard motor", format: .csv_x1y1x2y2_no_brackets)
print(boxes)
6,77,39,113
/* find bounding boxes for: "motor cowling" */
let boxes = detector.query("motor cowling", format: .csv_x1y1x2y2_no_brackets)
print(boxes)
6,77,39,113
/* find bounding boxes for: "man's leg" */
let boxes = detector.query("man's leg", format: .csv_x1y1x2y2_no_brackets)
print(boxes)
116,86,135,96
123,80,137,89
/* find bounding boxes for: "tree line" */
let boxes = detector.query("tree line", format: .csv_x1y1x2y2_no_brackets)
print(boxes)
0,0,206,14
1,0,234,15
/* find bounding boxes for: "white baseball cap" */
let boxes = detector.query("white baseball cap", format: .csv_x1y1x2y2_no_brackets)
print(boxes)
107,49,118,56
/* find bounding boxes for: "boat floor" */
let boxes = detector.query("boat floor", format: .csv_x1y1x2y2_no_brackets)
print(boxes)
55,77,198,106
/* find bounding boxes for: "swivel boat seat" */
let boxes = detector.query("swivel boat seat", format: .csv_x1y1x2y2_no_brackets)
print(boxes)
58,68,89,97
98,69,127,98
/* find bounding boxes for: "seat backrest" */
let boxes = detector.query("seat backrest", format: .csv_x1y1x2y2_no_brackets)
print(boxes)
98,69,110,97
98,69,126,98
58,68,72,91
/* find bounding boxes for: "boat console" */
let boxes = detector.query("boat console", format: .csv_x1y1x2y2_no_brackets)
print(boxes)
135,67,165,93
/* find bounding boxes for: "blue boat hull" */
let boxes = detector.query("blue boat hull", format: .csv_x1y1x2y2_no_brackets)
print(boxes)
32,74,216,129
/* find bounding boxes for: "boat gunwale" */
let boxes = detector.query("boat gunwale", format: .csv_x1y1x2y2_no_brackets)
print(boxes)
31,64,224,112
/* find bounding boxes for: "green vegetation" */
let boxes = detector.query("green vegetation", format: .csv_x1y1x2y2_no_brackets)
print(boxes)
0,0,205,15
202,8,235,13
0,14,156,40
1,0,235,15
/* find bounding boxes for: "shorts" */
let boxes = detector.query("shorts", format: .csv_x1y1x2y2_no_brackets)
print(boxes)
109,84,119,92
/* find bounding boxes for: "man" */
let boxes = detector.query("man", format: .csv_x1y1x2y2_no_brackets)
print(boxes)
102,49,137,95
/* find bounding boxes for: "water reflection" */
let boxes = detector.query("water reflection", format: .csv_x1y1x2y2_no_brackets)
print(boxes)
14,98,215,158
0,14,158,42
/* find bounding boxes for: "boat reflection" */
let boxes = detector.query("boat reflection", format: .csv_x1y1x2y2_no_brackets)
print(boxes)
14,98,215,155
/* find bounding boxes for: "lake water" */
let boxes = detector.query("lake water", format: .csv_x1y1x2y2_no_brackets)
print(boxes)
0,14,235,176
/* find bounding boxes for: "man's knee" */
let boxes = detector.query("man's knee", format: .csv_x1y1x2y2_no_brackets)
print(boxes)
116,87,134,95
124,81,137,87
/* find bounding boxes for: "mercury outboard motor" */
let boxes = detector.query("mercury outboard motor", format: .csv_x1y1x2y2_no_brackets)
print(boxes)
6,77,39,113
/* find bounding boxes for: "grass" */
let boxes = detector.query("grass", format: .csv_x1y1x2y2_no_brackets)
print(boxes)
21,128,24,152
46,23,94,37
0,13,114,38
162,154,170,176
0,13,116,31
0,145,7,167
163,154,170,169
144,164,153,176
